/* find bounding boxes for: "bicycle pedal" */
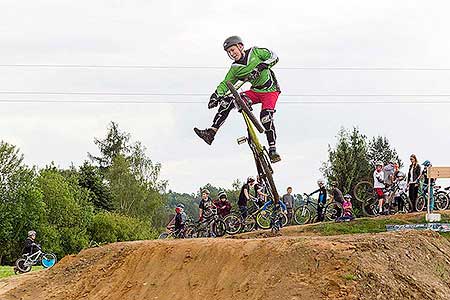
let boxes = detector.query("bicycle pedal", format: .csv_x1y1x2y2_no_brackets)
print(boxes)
237,136,247,145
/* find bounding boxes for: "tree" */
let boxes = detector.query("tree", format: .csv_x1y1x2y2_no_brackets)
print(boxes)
88,121,130,170
78,161,113,211
321,127,372,196
368,136,402,167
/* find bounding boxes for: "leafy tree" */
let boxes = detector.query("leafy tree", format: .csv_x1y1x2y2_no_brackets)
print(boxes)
0,142,45,264
78,161,113,211
367,136,402,167
321,127,372,196
88,121,130,170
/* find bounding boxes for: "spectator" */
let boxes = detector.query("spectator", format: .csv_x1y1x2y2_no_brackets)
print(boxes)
238,177,256,219
336,194,354,222
309,179,327,221
383,161,395,186
254,175,267,207
329,181,344,204
199,189,214,220
421,160,435,210
214,190,232,218
394,172,407,213
282,187,295,222
373,161,385,214
407,154,421,211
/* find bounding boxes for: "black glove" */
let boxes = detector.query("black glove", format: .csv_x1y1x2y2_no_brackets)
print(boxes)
247,63,269,81
208,91,221,109
256,63,269,72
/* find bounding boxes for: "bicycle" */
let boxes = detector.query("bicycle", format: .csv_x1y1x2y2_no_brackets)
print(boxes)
362,183,413,216
226,80,280,204
14,245,57,274
293,193,343,225
188,208,227,238
415,184,448,211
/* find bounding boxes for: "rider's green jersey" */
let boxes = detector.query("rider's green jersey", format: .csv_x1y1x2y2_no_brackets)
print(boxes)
216,47,280,96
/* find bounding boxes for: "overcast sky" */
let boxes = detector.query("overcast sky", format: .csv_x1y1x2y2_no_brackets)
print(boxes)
1,0,450,194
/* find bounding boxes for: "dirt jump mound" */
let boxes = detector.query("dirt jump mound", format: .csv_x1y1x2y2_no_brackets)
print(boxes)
3,230,450,300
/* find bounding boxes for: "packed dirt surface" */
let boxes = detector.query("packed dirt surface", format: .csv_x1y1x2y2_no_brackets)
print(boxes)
2,230,450,300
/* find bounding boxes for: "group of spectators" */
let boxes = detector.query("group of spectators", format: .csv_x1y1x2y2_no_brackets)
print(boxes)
373,154,436,213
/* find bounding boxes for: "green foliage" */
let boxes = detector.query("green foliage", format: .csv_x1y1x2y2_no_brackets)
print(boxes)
0,266,43,278
368,136,402,167
321,127,371,196
89,212,156,243
78,162,113,211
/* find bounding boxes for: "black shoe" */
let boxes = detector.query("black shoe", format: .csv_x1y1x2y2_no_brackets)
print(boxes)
194,127,215,145
268,148,281,163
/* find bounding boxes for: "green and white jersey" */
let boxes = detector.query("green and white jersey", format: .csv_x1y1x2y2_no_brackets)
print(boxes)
216,47,280,96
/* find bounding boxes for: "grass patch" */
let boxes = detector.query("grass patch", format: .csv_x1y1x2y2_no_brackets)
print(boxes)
342,273,358,281
293,212,450,236
0,266,43,279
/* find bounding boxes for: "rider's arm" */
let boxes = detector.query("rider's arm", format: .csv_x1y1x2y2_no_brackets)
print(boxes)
253,47,279,68
216,67,238,97
309,188,320,196
244,188,250,200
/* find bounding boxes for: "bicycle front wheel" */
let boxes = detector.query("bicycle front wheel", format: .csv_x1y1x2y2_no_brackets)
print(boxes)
324,202,343,221
293,206,312,225
212,219,227,237
41,253,57,268
353,181,373,203
256,211,271,229
435,192,449,210
223,214,242,235
416,196,426,211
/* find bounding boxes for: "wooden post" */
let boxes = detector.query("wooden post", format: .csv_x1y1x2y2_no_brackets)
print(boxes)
426,167,450,222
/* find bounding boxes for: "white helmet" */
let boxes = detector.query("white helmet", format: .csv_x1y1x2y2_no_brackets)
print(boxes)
28,230,36,237
317,178,325,185
376,161,384,167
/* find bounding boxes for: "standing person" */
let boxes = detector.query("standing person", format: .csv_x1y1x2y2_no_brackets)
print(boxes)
394,172,407,213
407,154,421,211
309,179,327,222
254,175,267,207
329,181,344,204
282,187,295,223
199,189,214,221
383,161,395,187
174,204,187,238
238,177,256,219
421,160,435,210
373,161,385,214
194,36,282,163
214,191,232,218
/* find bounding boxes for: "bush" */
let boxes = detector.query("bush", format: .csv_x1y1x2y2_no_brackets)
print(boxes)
89,212,157,244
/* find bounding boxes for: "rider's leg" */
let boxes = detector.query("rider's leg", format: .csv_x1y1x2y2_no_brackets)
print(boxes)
194,96,235,145
259,91,281,163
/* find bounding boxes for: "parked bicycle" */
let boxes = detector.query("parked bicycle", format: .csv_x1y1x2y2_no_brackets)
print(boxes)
293,193,343,225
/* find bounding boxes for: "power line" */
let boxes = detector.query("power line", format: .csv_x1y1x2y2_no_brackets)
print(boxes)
1,64,450,71
1,91,450,97
1,99,450,104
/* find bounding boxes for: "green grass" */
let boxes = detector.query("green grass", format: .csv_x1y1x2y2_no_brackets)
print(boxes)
0,266,43,279
342,273,358,281
293,212,450,237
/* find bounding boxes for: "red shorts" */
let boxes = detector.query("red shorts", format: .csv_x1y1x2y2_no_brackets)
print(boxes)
375,188,384,199
241,90,280,110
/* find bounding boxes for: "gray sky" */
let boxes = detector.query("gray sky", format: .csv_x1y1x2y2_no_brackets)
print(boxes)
1,0,450,194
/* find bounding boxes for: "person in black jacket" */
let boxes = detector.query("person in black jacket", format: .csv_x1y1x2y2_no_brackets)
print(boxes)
23,230,39,256
309,179,327,221
407,154,421,211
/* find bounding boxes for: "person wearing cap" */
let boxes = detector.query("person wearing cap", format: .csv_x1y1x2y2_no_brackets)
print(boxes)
23,230,39,256
194,36,282,163
309,179,327,221
373,161,385,214
238,177,256,219
214,191,232,218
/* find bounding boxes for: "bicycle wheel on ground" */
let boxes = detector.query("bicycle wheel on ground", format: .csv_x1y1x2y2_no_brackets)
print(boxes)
293,206,312,225
403,197,413,213
256,211,271,229
212,219,227,237
223,214,242,235
243,215,256,232
280,213,288,227
353,180,373,203
226,81,264,133
324,202,343,221
362,197,378,216
41,253,57,268
416,196,426,211
158,232,169,239
435,192,449,210
15,258,32,273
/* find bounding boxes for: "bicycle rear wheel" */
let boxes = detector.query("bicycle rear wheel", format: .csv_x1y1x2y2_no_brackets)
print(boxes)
212,219,227,237
15,258,32,273
353,180,373,203
324,202,343,221
258,152,280,203
158,232,169,239
226,81,264,133
435,192,449,210
256,211,271,229
416,196,426,211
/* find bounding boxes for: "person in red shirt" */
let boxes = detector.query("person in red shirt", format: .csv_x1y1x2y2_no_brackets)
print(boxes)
214,190,232,218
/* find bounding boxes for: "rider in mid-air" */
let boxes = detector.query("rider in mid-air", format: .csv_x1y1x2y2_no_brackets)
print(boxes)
194,36,281,163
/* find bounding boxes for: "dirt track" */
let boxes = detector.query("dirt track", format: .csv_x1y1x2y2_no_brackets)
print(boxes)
2,230,450,300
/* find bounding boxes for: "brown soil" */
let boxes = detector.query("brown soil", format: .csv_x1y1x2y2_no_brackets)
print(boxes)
2,230,450,300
